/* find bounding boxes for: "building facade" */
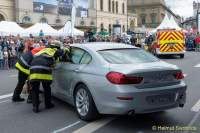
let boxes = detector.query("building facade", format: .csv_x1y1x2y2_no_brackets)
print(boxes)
96,0,128,33
127,0,181,29
0,0,97,29
0,0,137,33
0,0,15,21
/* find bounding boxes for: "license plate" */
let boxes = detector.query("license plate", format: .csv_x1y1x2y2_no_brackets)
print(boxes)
168,43,175,46
149,73,172,82
146,94,174,105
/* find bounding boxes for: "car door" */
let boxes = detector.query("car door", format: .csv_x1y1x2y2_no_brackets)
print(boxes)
53,47,92,100
57,47,87,97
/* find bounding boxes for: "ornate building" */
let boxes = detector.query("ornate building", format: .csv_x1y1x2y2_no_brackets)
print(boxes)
0,0,137,33
127,0,181,29
0,0,97,29
96,0,128,33
0,0,15,21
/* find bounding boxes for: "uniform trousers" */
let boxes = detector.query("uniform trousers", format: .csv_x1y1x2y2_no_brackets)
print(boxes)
31,81,52,108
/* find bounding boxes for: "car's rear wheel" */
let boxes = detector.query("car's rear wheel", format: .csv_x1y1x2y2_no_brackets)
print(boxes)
74,84,99,121
180,54,184,59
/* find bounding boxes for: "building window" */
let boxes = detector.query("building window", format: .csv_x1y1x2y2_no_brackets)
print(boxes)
150,13,157,24
55,18,61,24
22,16,31,24
90,0,95,9
116,1,118,13
161,13,165,19
122,25,125,32
40,17,48,23
140,14,146,25
141,7,145,12
0,14,5,21
100,23,104,31
90,21,95,25
130,20,135,29
122,3,125,14
80,20,85,25
100,0,103,11
108,0,111,12
109,24,112,33
112,1,115,13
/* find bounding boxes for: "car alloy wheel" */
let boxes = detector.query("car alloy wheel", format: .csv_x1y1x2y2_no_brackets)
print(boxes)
74,84,99,121
76,88,89,116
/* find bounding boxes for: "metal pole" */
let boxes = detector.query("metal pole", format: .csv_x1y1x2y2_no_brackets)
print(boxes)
197,0,199,33
96,0,98,32
127,2,128,32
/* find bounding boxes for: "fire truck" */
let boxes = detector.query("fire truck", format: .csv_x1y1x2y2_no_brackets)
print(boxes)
150,29,185,58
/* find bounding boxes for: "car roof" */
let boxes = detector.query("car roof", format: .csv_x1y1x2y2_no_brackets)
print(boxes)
71,42,138,52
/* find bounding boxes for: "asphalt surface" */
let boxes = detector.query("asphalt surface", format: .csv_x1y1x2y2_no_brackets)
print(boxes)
0,51,199,133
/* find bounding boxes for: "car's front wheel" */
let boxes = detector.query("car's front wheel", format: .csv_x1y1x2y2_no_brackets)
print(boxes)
74,84,99,121
180,54,184,59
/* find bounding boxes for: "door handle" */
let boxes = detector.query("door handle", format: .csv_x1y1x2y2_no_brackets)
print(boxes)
73,69,80,72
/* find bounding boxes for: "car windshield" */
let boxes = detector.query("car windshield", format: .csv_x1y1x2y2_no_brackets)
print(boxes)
98,48,159,64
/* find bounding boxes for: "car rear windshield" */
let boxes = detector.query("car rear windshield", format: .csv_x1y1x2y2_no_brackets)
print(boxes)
98,48,159,64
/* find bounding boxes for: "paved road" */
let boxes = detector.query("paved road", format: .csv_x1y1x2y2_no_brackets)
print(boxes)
0,52,199,133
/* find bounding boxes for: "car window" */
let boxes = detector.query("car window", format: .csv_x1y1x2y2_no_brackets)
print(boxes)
98,49,159,64
70,48,85,64
80,52,92,64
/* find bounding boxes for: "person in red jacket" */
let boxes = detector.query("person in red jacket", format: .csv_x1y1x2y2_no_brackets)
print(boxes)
195,33,200,51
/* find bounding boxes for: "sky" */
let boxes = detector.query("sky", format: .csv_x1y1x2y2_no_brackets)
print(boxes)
165,0,194,18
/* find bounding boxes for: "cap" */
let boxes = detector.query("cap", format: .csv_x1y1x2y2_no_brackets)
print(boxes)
50,40,62,48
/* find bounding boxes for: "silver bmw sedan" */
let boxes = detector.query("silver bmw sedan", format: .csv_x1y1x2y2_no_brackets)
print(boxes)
52,42,187,121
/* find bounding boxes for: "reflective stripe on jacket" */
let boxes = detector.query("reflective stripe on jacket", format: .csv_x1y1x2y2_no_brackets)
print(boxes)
15,62,30,75
29,73,52,81
15,51,33,75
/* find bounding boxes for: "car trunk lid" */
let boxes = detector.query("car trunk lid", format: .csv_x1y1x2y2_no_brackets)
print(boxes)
108,61,181,88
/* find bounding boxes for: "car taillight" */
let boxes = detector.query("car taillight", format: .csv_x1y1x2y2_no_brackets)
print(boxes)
174,71,184,80
156,44,160,48
106,72,143,84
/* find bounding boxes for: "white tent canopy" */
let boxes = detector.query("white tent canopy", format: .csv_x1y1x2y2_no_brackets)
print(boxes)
151,14,171,33
0,21,24,36
151,13,182,33
22,23,59,36
169,16,182,30
58,21,84,36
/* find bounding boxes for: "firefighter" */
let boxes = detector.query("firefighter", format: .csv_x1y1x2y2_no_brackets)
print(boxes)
29,40,69,113
12,46,45,102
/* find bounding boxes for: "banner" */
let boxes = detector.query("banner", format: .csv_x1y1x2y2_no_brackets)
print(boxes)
33,0,88,17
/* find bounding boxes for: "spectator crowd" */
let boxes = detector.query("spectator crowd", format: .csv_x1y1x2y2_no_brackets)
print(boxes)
4,30,199,71
0,33,138,70
185,33,200,51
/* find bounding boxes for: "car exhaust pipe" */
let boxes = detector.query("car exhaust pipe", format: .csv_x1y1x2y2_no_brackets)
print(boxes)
128,110,135,116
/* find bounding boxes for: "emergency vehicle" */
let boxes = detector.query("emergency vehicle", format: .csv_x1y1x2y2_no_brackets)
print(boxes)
150,29,185,58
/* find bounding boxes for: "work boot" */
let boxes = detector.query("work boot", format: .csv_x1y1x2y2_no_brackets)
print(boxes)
27,91,32,104
27,98,32,104
32,106,39,113
12,97,25,102
45,103,55,109
27,94,32,104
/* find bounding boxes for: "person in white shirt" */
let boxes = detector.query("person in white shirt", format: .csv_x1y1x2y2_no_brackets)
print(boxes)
0,46,3,69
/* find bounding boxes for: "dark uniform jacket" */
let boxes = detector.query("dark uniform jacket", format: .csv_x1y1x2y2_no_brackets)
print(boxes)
29,48,57,82
15,51,33,75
